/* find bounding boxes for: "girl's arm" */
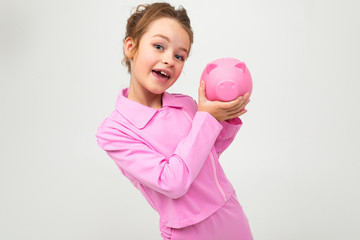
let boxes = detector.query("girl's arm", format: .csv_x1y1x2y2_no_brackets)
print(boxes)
214,118,242,157
197,81,249,157
96,111,223,199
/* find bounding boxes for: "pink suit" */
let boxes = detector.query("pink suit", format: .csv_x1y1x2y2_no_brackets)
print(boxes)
96,88,253,239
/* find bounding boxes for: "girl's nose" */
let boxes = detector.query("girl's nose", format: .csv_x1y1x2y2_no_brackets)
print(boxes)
162,53,174,66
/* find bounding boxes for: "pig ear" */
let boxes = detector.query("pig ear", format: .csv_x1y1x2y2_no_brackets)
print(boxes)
206,63,218,74
235,62,246,71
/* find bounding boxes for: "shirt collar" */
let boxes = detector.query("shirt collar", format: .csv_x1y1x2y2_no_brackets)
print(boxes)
115,88,184,129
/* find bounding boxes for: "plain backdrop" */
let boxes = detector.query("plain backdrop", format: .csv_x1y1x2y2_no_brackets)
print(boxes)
1,0,359,239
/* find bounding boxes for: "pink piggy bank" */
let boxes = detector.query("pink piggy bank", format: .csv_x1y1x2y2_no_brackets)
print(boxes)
200,58,252,101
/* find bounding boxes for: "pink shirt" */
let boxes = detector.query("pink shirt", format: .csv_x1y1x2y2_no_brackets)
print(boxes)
96,88,242,228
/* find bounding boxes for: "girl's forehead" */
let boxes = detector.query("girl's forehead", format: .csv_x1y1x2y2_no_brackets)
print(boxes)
146,18,186,36
144,18,190,47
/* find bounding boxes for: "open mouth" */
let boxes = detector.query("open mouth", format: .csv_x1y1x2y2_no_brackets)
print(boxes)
152,70,170,79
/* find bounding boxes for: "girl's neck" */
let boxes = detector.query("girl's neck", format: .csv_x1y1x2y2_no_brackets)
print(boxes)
127,82,163,110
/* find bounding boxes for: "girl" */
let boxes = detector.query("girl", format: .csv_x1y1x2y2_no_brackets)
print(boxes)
96,2,253,240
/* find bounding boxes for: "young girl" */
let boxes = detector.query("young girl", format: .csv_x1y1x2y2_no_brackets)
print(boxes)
96,2,253,240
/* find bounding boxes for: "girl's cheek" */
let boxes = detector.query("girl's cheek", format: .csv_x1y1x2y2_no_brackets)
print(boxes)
175,69,183,79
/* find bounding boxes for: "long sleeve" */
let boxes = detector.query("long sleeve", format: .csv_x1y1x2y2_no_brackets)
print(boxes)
188,99,242,157
214,117,242,157
96,111,223,199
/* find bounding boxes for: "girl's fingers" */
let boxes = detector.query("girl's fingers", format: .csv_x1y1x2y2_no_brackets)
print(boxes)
229,109,247,119
226,97,250,113
238,99,250,111
228,93,250,108
237,109,247,117
198,80,206,100
227,104,247,116
198,88,250,121
238,93,250,107
220,97,243,110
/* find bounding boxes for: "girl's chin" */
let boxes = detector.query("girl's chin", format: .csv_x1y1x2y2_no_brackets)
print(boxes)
148,85,170,95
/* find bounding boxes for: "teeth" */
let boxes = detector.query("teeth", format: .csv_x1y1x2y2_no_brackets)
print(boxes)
160,71,169,77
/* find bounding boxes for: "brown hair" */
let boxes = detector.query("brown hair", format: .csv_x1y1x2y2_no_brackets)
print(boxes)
122,2,193,73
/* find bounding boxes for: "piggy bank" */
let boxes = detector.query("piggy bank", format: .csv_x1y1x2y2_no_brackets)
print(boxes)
200,58,252,101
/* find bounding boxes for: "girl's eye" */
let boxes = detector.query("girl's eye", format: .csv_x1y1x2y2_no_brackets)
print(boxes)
154,44,164,50
175,54,184,61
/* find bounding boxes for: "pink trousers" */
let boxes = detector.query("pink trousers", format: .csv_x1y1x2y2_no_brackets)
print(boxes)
160,194,253,240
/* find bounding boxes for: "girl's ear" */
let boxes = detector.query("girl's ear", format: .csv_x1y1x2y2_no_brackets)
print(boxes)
124,37,135,59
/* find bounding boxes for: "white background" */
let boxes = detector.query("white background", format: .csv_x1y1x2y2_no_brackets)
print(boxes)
1,0,359,239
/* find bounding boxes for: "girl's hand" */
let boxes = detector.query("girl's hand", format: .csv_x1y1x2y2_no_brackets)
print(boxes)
197,81,250,122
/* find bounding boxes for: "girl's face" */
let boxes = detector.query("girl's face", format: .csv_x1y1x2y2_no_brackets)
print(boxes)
125,17,191,98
